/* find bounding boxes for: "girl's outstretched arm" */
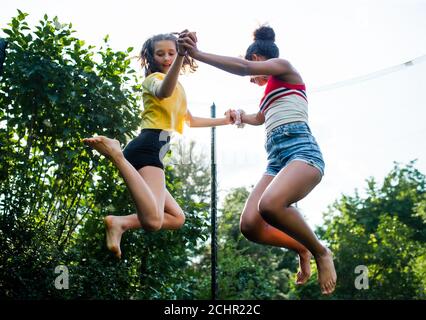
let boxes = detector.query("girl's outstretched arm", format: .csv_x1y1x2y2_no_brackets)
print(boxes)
156,54,185,98
156,37,187,99
185,110,235,128
178,33,291,77
240,111,265,126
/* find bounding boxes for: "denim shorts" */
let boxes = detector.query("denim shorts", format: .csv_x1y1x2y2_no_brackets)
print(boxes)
265,121,325,176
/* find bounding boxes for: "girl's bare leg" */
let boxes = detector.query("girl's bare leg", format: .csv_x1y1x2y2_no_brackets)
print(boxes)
258,160,337,294
240,174,312,285
83,136,185,258
83,136,162,228
105,189,185,258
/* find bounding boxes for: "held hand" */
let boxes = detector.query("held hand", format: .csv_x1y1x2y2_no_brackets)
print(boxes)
230,110,238,123
177,42,186,57
179,30,197,43
234,109,246,128
178,31,198,57
224,109,236,125
176,29,189,56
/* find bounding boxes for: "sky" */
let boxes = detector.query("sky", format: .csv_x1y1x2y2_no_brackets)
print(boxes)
1,0,426,227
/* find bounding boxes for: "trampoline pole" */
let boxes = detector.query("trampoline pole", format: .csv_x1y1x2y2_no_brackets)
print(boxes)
210,102,218,300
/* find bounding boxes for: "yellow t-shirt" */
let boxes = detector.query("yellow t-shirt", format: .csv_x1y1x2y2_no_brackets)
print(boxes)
140,72,187,134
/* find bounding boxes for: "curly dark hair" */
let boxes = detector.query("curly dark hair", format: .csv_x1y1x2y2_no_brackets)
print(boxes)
139,33,197,76
245,25,279,60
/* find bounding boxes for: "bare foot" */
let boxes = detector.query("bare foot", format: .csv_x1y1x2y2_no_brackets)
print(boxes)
296,250,312,285
315,248,337,295
104,215,124,259
82,136,122,160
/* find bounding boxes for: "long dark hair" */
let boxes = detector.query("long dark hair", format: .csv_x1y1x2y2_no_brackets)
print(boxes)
245,25,279,60
139,33,197,76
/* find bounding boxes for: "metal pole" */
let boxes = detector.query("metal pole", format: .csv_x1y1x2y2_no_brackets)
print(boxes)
210,103,218,300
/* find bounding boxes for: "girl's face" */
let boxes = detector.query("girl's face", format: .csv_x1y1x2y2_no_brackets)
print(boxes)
250,75,269,86
248,54,268,86
153,40,177,73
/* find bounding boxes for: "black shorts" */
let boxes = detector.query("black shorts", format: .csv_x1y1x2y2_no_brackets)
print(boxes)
123,129,171,170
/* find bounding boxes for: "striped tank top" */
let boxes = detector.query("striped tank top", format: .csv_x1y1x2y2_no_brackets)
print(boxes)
259,76,309,133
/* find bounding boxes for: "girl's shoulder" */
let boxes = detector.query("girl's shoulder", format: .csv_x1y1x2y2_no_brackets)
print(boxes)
144,72,165,81
142,72,165,89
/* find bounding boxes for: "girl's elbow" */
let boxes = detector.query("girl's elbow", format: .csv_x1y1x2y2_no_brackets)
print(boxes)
256,115,265,125
239,65,250,76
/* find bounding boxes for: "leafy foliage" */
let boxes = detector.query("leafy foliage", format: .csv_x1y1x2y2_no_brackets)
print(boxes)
293,161,426,299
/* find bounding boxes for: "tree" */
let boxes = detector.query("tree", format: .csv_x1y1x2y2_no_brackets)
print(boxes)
0,10,141,298
291,161,426,299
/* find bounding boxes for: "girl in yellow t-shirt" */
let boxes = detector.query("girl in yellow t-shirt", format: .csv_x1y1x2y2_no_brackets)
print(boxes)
83,31,234,259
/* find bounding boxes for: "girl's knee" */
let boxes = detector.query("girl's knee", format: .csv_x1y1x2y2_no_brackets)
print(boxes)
258,195,284,221
240,216,258,241
176,211,185,228
139,215,162,232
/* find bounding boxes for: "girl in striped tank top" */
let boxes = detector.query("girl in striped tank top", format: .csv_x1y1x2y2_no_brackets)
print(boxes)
179,26,336,295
